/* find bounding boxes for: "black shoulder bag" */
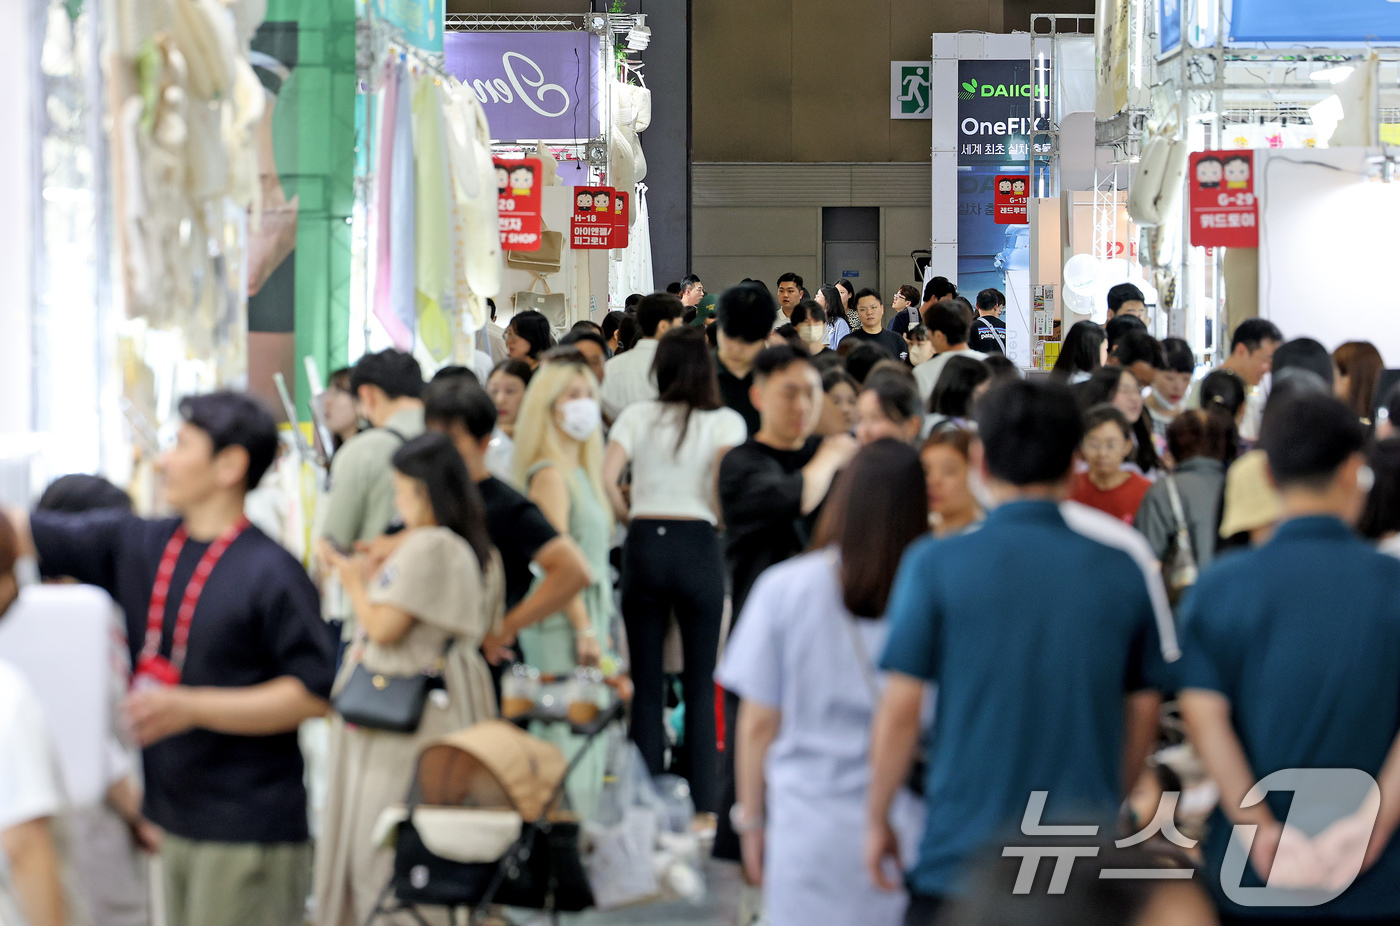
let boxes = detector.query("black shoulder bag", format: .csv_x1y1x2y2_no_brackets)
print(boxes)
334,638,454,733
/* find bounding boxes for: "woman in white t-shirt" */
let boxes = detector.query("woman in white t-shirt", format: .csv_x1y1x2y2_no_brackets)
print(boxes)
603,326,747,820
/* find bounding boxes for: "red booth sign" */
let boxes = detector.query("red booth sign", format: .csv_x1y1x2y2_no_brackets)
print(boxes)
1189,150,1258,248
494,157,543,251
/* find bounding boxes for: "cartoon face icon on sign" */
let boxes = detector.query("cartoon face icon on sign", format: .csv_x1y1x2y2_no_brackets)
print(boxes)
1011,179,1027,196
576,191,594,212
496,165,509,196
1196,156,1224,189
998,178,1013,195
592,191,611,212
509,164,536,196
1223,155,1251,190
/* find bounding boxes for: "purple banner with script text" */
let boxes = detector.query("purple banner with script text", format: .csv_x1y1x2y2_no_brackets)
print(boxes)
444,31,602,142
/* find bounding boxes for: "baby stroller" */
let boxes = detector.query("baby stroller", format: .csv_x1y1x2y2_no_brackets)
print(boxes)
363,703,625,926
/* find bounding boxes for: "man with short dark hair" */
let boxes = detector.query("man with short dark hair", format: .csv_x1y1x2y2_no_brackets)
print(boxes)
599,293,684,419
559,328,609,385
321,349,426,549
421,376,592,660
1104,313,1147,354
1111,330,1167,391
887,284,927,337
1107,282,1147,322
921,275,957,312
679,274,705,308
1178,391,1400,925
868,380,1166,925
1188,317,1283,442
967,287,1007,355
715,343,858,870
715,282,780,434
4,392,336,926
775,273,804,326
913,299,987,401
839,288,908,361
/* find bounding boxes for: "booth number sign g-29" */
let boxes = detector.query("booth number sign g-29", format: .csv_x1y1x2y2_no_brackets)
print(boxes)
891,62,931,120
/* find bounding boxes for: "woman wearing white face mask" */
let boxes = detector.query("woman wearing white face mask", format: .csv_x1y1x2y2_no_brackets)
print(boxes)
905,324,935,367
509,356,615,813
790,300,835,360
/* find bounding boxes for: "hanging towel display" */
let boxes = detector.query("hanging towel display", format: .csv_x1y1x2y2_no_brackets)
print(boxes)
388,63,419,347
413,74,455,361
373,61,412,349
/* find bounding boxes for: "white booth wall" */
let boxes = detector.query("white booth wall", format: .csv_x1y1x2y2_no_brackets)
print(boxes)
1258,147,1400,361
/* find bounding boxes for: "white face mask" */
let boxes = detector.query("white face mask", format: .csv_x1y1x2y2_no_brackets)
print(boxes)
557,397,602,441
799,325,826,344
910,344,935,365
1150,386,1184,412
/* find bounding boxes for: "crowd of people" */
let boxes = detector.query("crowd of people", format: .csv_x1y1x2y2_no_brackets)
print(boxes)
2,271,1400,926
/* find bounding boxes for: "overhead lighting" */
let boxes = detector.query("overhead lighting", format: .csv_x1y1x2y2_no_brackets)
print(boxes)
1311,65,1355,84
626,16,650,51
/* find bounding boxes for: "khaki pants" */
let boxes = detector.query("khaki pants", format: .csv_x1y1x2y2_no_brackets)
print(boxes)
161,834,312,926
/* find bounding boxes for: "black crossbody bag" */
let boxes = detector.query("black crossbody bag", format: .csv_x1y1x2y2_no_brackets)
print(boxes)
334,638,454,733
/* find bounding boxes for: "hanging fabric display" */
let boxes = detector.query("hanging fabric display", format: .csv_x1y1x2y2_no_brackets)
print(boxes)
413,73,456,361
372,60,411,349
388,63,419,348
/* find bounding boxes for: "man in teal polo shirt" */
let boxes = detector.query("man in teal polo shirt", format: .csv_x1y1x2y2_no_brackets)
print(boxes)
868,380,1168,924
1178,392,1400,925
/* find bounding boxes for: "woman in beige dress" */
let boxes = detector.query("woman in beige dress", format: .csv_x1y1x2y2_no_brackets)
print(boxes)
315,433,503,926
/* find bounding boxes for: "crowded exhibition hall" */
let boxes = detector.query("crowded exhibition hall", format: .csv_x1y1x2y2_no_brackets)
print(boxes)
5,0,1400,924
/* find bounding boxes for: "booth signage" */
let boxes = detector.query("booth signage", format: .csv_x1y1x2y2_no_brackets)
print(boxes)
956,58,1049,369
494,156,542,251
572,187,615,249
891,62,932,119
611,191,630,250
1189,150,1258,248
374,0,443,53
993,175,1029,224
444,32,601,141
1229,0,1400,44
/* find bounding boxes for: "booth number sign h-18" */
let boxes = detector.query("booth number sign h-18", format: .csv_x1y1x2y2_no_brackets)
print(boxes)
891,62,931,120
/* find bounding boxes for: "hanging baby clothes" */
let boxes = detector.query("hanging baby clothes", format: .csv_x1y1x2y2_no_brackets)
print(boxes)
413,73,455,361
388,64,419,347
372,61,412,349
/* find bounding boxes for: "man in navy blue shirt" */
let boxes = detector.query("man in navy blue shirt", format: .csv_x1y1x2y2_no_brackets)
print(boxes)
868,380,1167,924
5,392,336,926
1178,392,1400,925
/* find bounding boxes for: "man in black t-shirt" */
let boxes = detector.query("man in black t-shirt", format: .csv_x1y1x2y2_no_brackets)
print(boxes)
839,288,909,361
420,375,592,661
714,345,857,865
6,392,336,926
968,287,1007,355
713,281,779,434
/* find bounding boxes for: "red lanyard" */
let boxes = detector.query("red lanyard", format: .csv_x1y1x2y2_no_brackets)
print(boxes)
141,517,251,673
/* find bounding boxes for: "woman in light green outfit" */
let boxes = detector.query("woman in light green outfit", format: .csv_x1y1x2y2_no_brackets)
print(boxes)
500,356,616,815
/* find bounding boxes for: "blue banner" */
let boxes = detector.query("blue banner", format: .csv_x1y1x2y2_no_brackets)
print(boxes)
1159,0,1182,56
1230,0,1400,43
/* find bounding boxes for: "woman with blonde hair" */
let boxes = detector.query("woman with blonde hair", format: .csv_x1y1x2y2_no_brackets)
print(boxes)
500,355,615,813
504,356,613,673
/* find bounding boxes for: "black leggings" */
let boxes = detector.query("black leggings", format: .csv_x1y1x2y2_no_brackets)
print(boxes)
621,519,725,814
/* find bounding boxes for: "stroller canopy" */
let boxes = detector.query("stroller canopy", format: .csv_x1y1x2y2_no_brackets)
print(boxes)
416,719,567,821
